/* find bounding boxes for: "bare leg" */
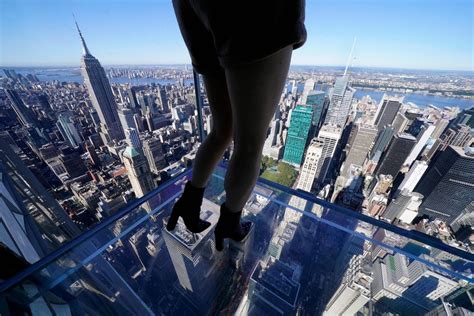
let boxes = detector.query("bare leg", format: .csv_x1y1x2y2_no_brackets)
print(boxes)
224,46,293,212
190,70,233,188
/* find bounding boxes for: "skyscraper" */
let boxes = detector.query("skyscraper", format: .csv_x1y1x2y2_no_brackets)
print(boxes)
324,236,372,316
57,111,82,147
58,145,88,179
373,95,403,131
403,124,435,167
262,118,284,160
325,76,355,127
122,146,154,206
341,123,378,179
425,124,474,161
76,20,124,143
369,126,395,161
127,87,139,110
324,255,372,315
381,189,423,223
0,140,80,256
157,87,169,112
143,137,166,174
5,89,38,128
415,146,474,225
396,160,428,194
282,105,313,166
314,124,342,184
300,78,315,104
124,127,141,149
248,258,301,315
5,89,46,141
375,133,416,178
306,90,327,131
162,198,227,308
118,107,138,134
392,112,409,134
296,138,323,192
1,165,45,263
430,118,450,140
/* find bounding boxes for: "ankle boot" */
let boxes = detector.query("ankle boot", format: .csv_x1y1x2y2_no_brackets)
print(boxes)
214,203,252,251
167,181,211,233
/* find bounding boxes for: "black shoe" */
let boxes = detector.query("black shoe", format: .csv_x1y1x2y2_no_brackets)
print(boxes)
167,181,211,233
214,203,252,251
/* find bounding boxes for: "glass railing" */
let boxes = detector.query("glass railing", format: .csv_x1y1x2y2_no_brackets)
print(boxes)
1,164,472,315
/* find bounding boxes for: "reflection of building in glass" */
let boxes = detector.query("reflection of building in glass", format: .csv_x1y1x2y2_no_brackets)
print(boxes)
247,258,301,316
0,139,80,257
162,198,227,308
324,254,373,315
372,253,460,314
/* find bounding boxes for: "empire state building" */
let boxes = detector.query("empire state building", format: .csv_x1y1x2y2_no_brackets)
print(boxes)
75,20,124,143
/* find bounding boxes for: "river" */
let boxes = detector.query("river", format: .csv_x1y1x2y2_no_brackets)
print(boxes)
12,68,473,110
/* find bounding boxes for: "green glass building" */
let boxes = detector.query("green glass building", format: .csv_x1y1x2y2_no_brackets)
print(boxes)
283,105,313,166
306,91,326,130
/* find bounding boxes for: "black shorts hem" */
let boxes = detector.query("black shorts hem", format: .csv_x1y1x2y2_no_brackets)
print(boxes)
218,26,306,70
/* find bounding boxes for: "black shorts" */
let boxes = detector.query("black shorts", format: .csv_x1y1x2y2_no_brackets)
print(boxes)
173,0,306,75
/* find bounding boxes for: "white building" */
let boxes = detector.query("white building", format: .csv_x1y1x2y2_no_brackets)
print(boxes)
315,124,342,184
397,160,428,194
325,76,355,128
404,124,436,167
300,78,316,104
296,138,323,192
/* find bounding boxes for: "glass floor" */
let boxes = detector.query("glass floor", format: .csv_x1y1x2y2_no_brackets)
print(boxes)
1,165,472,315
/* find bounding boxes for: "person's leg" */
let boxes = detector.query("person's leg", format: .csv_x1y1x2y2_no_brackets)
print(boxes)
190,70,233,188
167,69,233,233
224,46,293,212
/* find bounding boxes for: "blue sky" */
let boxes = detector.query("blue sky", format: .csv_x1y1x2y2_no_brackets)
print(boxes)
0,0,472,70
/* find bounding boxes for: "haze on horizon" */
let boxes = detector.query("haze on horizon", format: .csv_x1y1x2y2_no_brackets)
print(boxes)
1,0,472,71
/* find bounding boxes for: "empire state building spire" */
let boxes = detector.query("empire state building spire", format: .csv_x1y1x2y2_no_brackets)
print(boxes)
75,17,125,143
73,15,91,56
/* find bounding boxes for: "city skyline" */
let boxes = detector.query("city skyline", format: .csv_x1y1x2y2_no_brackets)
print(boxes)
1,1,473,313
1,0,472,71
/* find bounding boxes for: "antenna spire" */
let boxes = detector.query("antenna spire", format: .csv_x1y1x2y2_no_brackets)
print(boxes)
73,14,91,56
344,37,357,77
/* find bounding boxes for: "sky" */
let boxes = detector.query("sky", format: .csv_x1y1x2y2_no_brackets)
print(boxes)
0,0,472,71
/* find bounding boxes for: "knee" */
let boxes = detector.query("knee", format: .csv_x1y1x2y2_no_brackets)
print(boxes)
207,127,232,147
233,141,264,161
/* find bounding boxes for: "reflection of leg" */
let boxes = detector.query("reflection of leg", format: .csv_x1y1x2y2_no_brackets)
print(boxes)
191,70,233,188
224,46,293,213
